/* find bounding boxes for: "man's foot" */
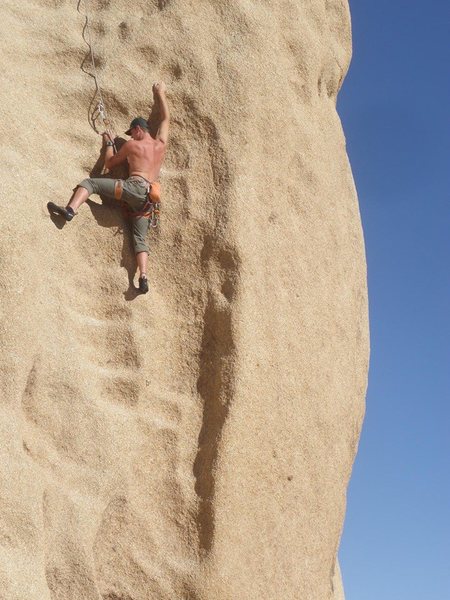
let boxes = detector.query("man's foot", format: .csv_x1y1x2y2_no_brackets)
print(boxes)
138,276,149,294
47,202,75,221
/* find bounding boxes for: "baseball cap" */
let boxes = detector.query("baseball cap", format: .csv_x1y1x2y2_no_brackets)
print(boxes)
125,117,149,135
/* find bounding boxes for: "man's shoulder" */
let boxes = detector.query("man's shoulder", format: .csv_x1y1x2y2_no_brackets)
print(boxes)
144,135,166,148
117,139,133,152
152,136,167,147
122,139,140,153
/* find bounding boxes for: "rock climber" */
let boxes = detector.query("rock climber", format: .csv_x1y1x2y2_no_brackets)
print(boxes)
48,82,170,294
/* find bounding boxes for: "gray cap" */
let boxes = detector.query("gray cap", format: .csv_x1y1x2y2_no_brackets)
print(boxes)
125,117,149,135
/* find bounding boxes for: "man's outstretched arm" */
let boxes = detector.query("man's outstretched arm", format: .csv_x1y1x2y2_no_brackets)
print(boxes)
152,82,170,144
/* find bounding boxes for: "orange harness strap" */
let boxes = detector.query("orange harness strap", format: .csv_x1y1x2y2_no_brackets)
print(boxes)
148,181,161,203
114,180,123,200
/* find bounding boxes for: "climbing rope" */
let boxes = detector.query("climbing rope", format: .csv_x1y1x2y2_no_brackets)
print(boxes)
77,0,112,135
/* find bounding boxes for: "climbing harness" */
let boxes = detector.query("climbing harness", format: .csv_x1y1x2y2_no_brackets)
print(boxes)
123,198,160,229
115,180,161,228
77,0,114,138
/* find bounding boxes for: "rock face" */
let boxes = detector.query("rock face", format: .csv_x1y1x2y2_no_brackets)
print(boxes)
0,1,368,599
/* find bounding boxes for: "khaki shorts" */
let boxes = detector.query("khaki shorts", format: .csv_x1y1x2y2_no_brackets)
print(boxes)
78,176,152,254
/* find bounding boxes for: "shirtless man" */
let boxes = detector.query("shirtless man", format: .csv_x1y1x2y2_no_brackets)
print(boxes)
49,82,169,294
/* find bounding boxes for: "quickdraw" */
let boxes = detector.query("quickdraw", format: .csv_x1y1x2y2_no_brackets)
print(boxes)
92,100,114,141
149,202,160,228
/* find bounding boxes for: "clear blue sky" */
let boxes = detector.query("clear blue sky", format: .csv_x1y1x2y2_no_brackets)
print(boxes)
337,1,450,599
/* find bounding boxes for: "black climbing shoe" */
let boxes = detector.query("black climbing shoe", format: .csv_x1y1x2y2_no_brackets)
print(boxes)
138,276,149,294
47,202,75,221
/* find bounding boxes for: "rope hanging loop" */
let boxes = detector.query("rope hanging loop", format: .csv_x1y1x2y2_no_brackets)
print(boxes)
78,0,112,134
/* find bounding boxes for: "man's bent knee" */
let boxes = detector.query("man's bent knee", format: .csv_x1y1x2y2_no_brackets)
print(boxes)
76,177,118,199
77,178,95,196
133,239,149,254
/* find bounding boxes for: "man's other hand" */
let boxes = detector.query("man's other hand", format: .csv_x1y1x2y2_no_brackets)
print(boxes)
102,130,116,146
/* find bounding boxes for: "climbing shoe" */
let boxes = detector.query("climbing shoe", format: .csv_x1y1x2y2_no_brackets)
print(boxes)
138,276,149,294
47,202,75,221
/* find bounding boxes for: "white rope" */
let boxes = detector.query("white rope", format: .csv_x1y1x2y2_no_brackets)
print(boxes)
77,0,109,132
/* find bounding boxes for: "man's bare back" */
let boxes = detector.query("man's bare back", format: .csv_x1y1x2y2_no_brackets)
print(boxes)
112,135,166,183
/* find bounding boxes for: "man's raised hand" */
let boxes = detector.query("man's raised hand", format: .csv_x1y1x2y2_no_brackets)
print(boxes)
152,82,167,97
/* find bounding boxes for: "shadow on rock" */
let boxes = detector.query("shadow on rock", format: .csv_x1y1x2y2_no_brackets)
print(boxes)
86,198,141,301
47,205,66,230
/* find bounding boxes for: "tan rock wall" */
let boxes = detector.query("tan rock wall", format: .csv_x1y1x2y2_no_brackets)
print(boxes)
0,1,367,598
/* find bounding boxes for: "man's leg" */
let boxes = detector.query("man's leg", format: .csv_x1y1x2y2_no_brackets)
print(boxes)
136,251,149,294
132,217,151,293
136,251,148,278
48,178,118,221
67,186,90,212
